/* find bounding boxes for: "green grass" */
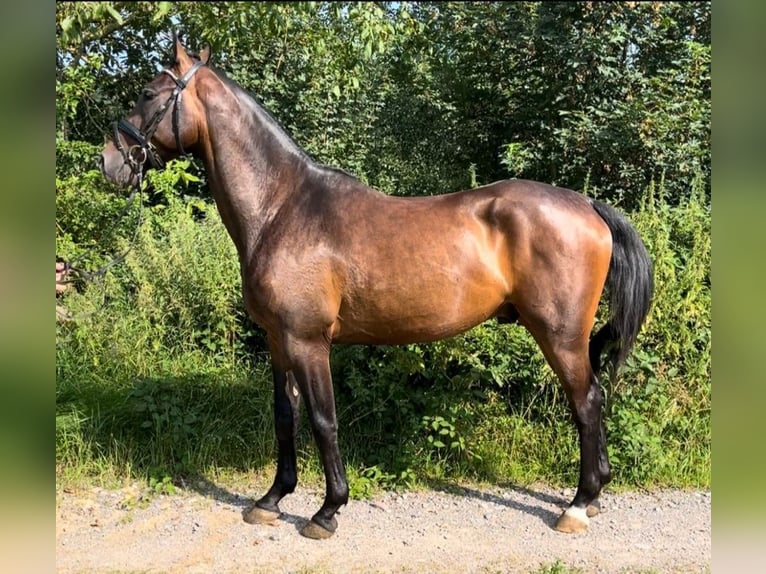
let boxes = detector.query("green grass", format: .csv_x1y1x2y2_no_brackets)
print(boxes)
529,562,585,574
510,562,665,574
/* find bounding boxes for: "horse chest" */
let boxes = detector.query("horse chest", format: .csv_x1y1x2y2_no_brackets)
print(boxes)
241,257,340,335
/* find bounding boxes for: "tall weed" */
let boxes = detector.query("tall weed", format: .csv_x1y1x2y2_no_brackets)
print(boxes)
56,165,271,483
606,173,710,485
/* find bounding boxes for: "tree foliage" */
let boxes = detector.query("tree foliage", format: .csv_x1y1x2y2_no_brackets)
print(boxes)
56,1,710,204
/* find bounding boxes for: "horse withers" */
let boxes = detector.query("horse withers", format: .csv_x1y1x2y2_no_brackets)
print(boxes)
100,34,653,539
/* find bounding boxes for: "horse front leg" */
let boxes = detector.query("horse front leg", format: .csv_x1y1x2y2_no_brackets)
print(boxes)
244,337,301,524
285,336,348,539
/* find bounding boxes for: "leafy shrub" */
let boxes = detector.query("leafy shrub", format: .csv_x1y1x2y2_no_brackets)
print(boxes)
605,173,710,485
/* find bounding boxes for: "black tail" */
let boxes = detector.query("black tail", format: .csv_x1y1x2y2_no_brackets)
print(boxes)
589,199,654,377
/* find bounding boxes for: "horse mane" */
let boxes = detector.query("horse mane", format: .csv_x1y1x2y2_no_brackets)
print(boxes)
211,65,364,185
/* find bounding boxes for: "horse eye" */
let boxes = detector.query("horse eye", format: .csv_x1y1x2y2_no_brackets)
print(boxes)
142,89,157,100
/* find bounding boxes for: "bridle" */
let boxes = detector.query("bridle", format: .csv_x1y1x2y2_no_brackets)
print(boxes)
57,60,205,321
113,60,205,176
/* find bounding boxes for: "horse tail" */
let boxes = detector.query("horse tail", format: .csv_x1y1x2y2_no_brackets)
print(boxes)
588,199,654,377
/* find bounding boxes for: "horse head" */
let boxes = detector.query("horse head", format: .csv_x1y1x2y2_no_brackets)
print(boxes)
100,33,210,187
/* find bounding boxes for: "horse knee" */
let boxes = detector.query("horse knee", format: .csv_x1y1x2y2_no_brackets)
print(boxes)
274,403,293,428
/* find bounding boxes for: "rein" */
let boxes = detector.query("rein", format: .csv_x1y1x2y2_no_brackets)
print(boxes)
57,61,205,321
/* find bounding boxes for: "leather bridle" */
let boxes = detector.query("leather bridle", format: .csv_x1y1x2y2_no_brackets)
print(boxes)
113,60,205,174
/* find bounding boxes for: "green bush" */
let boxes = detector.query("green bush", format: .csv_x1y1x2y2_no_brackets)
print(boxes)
605,173,710,485
56,164,271,483
55,155,136,272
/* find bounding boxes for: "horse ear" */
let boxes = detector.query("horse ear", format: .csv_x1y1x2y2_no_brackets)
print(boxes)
172,30,192,67
199,45,212,65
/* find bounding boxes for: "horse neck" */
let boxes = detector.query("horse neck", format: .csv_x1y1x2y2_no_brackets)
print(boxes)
196,80,310,261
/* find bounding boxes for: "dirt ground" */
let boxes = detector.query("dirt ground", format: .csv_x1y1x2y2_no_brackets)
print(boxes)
56,480,710,573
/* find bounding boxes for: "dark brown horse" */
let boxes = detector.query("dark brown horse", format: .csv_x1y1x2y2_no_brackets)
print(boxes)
100,36,652,539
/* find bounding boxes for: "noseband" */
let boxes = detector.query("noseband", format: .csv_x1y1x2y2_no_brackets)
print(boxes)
113,60,205,174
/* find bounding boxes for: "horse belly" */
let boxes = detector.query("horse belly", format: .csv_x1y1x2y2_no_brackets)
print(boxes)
334,257,508,345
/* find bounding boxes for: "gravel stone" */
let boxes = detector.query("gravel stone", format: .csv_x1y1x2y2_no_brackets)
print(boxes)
56,482,710,573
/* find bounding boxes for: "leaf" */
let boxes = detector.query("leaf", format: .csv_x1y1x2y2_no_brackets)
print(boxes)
332,85,341,98
61,15,74,34
105,5,123,25
153,2,172,22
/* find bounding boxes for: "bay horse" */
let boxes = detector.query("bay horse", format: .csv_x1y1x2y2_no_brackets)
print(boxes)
100,36,653,539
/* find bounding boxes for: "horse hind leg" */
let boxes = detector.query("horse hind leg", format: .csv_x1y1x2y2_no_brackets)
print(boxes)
556,366,608,533
523,321,608,533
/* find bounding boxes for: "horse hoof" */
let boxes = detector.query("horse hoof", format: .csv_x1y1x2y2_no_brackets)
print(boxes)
243,505,280,525
554,507,589,533
300,519,336,540
586,500,601,518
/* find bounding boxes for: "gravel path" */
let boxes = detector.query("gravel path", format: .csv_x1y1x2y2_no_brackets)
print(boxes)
56,481,710,573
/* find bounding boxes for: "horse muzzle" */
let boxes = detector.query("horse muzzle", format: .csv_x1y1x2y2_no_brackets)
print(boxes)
100,142,140,188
